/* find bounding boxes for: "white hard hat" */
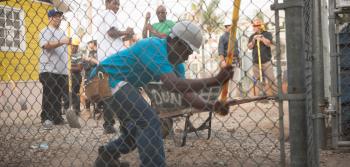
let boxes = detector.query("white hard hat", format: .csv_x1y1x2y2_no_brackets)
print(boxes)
169,21,203,51
224,19,231,26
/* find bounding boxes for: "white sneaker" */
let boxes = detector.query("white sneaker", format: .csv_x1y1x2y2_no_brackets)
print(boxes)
42,120,53,130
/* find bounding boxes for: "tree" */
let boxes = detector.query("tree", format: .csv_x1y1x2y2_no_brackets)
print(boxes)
191,0,223,38
190,0,223,71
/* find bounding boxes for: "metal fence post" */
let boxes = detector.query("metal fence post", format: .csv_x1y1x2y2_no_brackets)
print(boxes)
328,0,340,149
309,0,326,165
271,0,286,165
284,0,308,166
312,0,327,150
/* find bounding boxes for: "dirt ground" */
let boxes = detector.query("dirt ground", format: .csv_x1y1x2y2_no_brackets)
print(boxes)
0,100,349,167
320,150,350,167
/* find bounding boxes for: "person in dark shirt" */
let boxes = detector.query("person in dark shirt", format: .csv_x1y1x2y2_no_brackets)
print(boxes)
247,18,276,96
218,19,239,68
218,19,241,97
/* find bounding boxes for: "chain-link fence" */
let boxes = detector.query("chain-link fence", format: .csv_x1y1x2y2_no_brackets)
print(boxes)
302,0,316,166
0,0,289,166
329,0,350,149
303,0,320,166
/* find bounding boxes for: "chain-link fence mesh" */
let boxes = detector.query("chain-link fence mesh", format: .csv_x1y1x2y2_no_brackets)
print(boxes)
0,0,288,166
303,0,319,166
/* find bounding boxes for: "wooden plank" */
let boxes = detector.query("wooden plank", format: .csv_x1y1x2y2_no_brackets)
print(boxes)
220,0,241,101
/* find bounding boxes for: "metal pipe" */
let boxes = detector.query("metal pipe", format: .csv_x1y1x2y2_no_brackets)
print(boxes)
87,0,93,35
328,0,340,149
284,0,308,166
327,103,339,148
312,0,326,153
321,0,332,149
272,0,286,165
337,141,350,147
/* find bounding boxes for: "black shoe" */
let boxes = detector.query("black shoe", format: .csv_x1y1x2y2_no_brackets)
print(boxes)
94,146,129,167
104,125,117,134
53,117,67,125
75,110,81,116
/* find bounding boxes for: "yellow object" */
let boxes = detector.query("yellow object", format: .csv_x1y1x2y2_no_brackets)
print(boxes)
257,39,263,82
260,24,266,31
0,0,51,81
67,23,72,92
71,37,81,46
219,0,241,102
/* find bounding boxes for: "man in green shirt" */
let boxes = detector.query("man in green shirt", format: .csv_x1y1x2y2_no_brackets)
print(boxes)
142,5,175,38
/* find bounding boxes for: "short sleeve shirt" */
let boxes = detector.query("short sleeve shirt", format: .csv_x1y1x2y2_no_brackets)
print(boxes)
95,37,185,88
82,50,98,70
39,26,68,75
248,31,273,64
218,32,240,58
92,9,125,61
151,20,175,37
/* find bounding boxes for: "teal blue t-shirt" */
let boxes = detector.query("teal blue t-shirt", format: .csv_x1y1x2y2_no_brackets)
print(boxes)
92,37,185,88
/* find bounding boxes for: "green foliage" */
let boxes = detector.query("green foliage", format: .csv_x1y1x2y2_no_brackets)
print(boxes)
191,0,223,38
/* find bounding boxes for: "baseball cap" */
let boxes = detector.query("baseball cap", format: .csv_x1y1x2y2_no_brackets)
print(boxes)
48,9,63,17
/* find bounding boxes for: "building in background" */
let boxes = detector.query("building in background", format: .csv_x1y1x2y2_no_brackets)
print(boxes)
0,0,53,81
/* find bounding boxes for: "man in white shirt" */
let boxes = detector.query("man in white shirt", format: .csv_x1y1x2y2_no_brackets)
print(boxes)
93,0,134,133
39,9,71,130
93,0,134,61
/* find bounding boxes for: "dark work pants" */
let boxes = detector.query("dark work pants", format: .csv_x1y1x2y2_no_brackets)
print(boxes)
71,71,82,112
104,83,165,167
85,99,92,110
102,99,116,128
39,72,68,123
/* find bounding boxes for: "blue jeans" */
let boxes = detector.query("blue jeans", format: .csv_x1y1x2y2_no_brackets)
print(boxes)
104,83,165,167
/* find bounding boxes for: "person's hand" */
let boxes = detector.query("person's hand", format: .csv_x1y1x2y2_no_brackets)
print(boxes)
213,100,230,116
146,24,153,32
253,34,263,41
145,12,151,20
60,37,71,45
215,64,234,84
220,60,227,68
233,57,240,66
126,27,134,35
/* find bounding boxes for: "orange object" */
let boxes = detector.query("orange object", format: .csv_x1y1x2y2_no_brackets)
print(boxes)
219,0,241,102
